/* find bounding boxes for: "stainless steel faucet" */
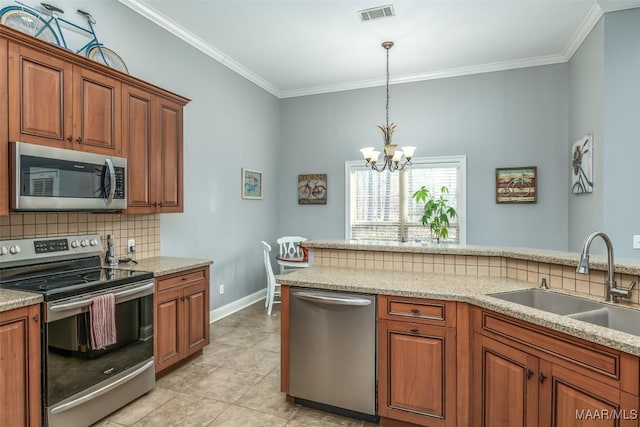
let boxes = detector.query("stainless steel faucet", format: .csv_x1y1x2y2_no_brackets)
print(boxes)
576,231,636,303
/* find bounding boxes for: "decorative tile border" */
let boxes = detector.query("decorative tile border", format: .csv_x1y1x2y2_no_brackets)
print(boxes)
312,248,639,305
0,213,160,261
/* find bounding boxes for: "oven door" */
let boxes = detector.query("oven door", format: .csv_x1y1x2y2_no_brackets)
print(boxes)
44,281,154,426
11,141,126,211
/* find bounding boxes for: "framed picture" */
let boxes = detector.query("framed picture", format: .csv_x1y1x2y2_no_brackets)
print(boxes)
571,134,593,194
496,166,537,204
298,173,327,205
241,168,263,200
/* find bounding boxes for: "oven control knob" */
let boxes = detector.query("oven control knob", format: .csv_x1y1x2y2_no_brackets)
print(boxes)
71,240,79,248
80,240,89,247
0,247,7,255
89,239,98,246
9,245,21,254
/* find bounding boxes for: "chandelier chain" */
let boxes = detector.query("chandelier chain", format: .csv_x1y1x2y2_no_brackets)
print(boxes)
385,45,390,132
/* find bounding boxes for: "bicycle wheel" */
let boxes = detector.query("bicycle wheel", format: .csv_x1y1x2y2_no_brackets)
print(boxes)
298,185,311,199
87,45,129,74
0,7,59,45
311,185,327,200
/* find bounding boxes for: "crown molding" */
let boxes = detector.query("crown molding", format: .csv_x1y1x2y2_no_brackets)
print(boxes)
280,54,567,98
119,0,603,99
117,0,282,98
563,2,603,61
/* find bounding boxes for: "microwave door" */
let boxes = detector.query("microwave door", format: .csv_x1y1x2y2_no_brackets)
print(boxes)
101,159,116,206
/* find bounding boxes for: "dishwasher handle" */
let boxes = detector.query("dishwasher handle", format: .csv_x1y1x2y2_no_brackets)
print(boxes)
294,291,372,306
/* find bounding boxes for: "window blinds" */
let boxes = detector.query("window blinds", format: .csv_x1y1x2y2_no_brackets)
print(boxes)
349,160,461,242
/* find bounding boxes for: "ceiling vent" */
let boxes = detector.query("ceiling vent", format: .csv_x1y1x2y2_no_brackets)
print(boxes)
358,5,395,22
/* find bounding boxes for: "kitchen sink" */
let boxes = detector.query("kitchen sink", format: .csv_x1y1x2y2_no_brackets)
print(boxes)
490,288,640,336
489,288,604,315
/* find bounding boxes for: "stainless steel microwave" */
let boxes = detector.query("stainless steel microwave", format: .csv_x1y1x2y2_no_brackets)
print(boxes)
11,142,127,211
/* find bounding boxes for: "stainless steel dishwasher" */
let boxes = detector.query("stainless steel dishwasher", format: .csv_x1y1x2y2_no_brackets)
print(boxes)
289,287,377,421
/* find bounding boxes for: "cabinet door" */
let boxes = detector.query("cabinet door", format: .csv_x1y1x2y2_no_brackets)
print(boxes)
155,96,183,212
473,334,538,427
183,279,210,357
378,320,456,426
0,305,41,427
539,360,637,427
8,43,72,148
72,66,121,156
155,287,182,373
122,85,155,213
1,38,8,216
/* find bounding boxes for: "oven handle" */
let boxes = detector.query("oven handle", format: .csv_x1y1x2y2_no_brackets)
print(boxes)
49,360,154,415
49,282,154,313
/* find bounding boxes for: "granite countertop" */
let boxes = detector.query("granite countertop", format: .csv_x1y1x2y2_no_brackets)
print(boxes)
115,256,213,277
304,240,640,275
277,265,640,356
0,289,43,313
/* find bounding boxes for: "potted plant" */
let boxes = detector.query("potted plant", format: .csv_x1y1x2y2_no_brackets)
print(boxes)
412,185,458,243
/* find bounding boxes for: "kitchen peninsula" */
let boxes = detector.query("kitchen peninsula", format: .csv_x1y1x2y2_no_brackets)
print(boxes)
278,240,640,427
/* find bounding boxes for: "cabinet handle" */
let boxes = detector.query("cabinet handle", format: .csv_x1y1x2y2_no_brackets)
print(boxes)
526,369,533,380
180,296,185,301
33,314,39,323
410,328,419,334
410,308,420,314
67,135,73,142
76,137,82,143
539,373,547,384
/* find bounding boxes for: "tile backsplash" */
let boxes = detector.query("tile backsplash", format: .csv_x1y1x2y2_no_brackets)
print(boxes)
1,213,160,260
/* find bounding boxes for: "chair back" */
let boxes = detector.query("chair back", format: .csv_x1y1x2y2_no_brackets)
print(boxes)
277,236,308,258
261,241,276,286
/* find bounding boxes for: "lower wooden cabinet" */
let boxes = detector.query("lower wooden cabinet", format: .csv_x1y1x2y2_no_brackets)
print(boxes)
378,296,458,427
0,304,41,427
155,266,210,374
472,307,640,427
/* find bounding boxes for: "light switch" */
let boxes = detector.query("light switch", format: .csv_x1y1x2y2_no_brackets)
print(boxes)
633,235,640,249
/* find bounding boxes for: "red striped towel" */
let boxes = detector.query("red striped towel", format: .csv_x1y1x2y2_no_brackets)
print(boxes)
90,293,117,350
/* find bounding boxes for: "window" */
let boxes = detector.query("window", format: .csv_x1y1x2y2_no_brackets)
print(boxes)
345,156,466,243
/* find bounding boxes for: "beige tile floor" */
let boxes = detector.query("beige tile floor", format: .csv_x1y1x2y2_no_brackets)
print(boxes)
94,301,378,426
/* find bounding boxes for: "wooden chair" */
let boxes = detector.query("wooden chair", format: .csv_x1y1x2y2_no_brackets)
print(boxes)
261,241,280,315
276,236,310,274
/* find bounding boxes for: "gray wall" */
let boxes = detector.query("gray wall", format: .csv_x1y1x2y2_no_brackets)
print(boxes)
13,0,283,309
568,19,605,253
279,66,570,250
602,8,640,258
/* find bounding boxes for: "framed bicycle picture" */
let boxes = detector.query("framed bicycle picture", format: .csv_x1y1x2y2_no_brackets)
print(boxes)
298,174,327,205
242,168,263,200
496,166,537,204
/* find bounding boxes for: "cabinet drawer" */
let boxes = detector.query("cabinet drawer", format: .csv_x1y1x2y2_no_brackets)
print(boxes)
156,268,206,291
378,295,456,327
473,308,638,391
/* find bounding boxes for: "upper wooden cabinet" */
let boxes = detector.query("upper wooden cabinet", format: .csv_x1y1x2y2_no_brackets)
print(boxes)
1,38,8,216
1,25,189,215
123,86,184,213
7,43,121,156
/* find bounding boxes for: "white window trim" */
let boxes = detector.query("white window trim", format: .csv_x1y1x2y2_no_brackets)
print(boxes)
345,155,467,244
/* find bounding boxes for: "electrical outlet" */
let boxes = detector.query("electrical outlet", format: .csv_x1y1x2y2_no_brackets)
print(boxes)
219,284,224,295
127,239,136,253
633,235,640,249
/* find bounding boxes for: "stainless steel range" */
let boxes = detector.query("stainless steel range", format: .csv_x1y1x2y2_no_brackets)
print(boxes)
0,234,155,427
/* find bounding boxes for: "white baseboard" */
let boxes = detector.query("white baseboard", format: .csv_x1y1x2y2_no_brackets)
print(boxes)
210,288,267,323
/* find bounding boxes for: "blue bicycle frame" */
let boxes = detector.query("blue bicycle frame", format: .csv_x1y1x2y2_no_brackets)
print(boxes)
10,1,108,62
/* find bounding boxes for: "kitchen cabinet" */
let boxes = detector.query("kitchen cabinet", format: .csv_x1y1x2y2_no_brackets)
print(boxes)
155,266,210,375
0,304,41,427
378,296,458,427
1,38,8,216
8,42,121,156
123,85,184,213
472,307,639,427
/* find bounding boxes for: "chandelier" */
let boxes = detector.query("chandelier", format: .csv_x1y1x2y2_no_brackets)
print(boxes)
360,41,415,172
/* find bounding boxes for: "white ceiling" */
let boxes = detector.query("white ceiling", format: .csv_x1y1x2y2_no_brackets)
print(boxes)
118,0,640,98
